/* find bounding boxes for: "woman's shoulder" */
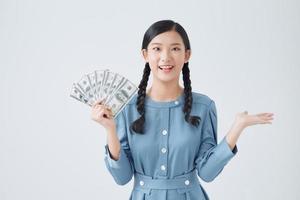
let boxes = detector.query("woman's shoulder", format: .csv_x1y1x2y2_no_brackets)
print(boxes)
191,91,214,106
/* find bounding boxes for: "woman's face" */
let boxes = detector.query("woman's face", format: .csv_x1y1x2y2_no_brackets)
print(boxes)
142,30,191,84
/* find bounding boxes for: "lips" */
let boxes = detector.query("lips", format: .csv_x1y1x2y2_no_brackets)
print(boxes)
159,65,174,70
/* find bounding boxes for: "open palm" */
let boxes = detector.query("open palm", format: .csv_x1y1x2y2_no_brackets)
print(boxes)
235,111,274,128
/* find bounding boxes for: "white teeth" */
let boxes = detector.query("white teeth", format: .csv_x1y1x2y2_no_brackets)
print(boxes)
159,65,174,69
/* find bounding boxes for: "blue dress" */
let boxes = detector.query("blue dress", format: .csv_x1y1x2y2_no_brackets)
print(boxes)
104,91,238,200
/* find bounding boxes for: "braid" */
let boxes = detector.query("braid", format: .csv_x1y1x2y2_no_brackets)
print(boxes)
130,63,151,134
182,62,201,127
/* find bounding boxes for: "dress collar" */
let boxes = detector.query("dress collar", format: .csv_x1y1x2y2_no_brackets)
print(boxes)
144,91,185,108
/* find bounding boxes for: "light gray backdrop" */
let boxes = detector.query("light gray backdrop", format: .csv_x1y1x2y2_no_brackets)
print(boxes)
1,0,299,199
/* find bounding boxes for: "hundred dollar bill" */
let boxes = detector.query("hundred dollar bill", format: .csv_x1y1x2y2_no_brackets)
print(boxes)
105,79,138,117
103,77,124,105
76,74,96,104
95,69,108,101
102,72,126,105
101,71,116,102
87,71,98,100
70,83,91,106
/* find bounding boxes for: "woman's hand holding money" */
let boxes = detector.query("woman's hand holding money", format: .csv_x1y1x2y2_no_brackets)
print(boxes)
91,99,116,130
91,99,121,161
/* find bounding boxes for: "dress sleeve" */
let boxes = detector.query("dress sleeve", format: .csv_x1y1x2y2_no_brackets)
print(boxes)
104,109,134,185
195,100,238,182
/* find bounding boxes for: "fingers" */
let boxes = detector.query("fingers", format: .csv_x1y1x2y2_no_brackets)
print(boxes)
94,104,110,112
104,108,113,119
261,113,274,120
92,99,105,107
261,120,272,124
257,112,274,117
99,108,110,118
240,112,275,126
107,109,113,119
92,104,113,118
259,113,274,124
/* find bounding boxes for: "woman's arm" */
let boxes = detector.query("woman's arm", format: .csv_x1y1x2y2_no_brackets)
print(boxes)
91,100,134,185
106,126,121,161
195,101,274,182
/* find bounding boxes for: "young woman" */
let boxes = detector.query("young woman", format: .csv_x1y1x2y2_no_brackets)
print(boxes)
91,20,274,200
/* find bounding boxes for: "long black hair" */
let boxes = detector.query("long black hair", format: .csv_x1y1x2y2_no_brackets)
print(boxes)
130,19,201,134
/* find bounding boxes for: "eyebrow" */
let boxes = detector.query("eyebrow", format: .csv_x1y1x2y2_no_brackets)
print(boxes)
150,43,182,46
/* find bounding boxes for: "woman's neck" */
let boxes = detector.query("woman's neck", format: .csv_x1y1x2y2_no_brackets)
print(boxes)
146,83,184,102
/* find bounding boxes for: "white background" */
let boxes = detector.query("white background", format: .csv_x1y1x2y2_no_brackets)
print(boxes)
1,0,299,199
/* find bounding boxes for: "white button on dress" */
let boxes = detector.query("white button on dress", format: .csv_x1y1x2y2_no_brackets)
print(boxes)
185,180,190,185
162,130,168,135
174,100,179,105
160,165,166,171
161,148,167,153
139,180,144,186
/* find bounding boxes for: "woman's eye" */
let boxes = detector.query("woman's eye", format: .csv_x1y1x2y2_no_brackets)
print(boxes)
152,47,180,51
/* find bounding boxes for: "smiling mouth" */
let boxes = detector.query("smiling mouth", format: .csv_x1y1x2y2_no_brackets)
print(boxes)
159,65,174,70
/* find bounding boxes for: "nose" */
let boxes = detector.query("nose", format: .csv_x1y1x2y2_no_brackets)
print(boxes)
161,49,171,62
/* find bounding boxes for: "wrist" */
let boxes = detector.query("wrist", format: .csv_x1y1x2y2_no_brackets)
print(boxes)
232,120,246,131
105,126,116,134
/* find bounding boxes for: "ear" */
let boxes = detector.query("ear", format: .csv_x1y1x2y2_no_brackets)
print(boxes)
184,49,191,63
141,49,148,62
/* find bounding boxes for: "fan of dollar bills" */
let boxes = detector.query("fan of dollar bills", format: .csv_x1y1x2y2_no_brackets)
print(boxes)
70,69,138,118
